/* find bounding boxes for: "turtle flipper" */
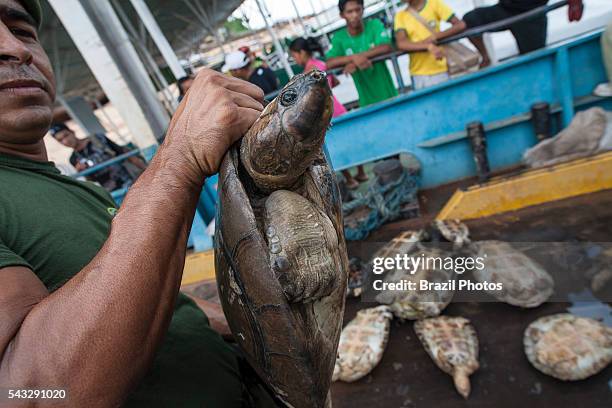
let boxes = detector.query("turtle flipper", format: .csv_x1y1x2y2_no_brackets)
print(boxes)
265,190,339,303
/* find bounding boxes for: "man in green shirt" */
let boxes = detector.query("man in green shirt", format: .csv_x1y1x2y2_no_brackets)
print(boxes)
0,0,275,406
326,0,398,108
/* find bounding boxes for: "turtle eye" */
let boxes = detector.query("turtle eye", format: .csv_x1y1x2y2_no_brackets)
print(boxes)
280,89,298,106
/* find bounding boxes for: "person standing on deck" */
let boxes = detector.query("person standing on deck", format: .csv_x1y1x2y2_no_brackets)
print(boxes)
394,0,466,90
463,0,584,68
326,0,398,108
290,36,368,190
0,0,277,406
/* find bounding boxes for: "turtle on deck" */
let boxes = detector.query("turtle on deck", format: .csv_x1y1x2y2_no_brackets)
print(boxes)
214,70,349,408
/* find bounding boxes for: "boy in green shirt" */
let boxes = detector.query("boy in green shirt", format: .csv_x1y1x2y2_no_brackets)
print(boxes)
326,0,398,108
326,0,398,188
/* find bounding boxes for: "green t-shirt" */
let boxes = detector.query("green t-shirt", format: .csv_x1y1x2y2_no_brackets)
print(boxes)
326,19,398,107
0,153,264,407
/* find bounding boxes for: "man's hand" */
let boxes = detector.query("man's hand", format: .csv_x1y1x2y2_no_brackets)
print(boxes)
568,0,584,22
350,54,372,70
165,69,264,185
344,63,358,75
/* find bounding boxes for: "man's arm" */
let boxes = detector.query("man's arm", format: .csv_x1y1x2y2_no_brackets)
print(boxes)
0,69,264,407
434,15,466,41
327,20,393,71
326,44,393,70
395,29,433,52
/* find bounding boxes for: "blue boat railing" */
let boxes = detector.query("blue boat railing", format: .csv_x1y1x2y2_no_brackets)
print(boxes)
264,0,572,100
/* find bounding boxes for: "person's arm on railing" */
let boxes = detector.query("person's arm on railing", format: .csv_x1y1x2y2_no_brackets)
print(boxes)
434,15,467,42
396,30,445,60
326,19,394,73
327,44,394,69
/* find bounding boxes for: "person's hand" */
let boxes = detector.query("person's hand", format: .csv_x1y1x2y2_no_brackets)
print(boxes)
428,44,445,60
423,35,437,45
164,69,264,184
343,63,358,75
568,0,584,22
351,54,372,70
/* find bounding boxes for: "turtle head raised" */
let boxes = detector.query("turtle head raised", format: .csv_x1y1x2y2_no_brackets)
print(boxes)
240,69,333,192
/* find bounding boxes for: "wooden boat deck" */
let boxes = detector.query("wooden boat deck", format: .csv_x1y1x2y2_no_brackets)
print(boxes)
332,189,612,407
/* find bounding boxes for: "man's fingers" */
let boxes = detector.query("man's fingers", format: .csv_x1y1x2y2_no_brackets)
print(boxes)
234,107,262,142
221,76,265,103
193,69,265,103
230,90,264,112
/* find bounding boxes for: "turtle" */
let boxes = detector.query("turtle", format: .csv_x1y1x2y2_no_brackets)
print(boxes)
332,306,393,383
373,231,456,320
214,70,349,408
524,313,612,381
414,316,480,399
471,241,554,308
585,246,612,292
433,219,471,249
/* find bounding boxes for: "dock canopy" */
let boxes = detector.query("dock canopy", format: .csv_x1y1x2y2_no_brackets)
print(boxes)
40,0,245,99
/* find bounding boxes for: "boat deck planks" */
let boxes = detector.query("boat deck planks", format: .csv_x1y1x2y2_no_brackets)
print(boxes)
333,189,612,407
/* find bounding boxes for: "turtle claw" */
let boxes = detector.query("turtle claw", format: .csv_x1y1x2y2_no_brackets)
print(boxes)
276,260,336,303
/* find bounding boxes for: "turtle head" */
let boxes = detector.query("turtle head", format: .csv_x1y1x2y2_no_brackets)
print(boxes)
240,69,333,192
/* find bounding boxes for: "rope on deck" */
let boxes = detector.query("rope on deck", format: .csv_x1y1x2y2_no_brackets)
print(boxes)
343,169,420,241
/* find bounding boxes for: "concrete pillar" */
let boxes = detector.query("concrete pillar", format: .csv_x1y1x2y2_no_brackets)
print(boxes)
255,0,294,79
130,0,187,80
48,0,168,147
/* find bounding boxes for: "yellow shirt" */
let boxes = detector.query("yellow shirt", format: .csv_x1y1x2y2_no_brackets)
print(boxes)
394,0,455,76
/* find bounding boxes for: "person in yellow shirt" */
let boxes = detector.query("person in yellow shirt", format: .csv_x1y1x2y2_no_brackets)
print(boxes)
395,0,466,90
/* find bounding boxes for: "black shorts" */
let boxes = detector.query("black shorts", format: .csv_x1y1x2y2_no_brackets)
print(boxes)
463,4,548,54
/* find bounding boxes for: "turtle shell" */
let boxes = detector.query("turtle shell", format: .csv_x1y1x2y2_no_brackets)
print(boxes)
374,240,456,320
333,305,393,382
414,316,479,398
215,145,348,407
524,313,612,381
472,241,554,308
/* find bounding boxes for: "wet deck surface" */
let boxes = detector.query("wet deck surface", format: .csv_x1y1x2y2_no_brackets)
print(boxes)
333,189,612,408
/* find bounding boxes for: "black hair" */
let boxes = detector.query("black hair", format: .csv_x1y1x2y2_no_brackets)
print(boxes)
338,0,364,13
289,37,324,57
177,75,194,96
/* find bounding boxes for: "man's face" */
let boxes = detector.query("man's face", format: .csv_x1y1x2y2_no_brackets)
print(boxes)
341,1,364,29
0,0,55,145
53,129,78,149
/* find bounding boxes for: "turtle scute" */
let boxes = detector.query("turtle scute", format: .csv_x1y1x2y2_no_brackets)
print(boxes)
524,313,612,381
414,316,480,399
